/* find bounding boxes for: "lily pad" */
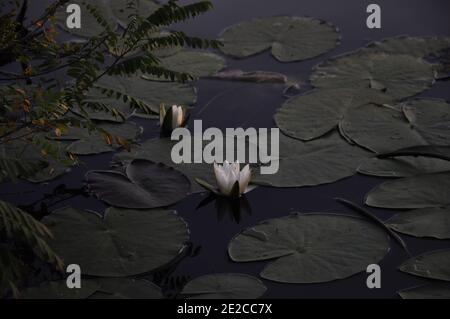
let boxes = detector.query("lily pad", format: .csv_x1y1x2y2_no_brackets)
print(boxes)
399,283,450,299
228,213,390,283
365,172,450,209
386,207,450,239
111,0,160,28
219,16,340,62
56,0,117,38
275,88,393,141
357,156,450,178
43,206,189,277
181,273,267,299
339,99,450,153
252,132,370,187
153,51,226,79
399,249,450,281
19,280,99,299
89,278,163,299
364,36,450,58
310,52,435,100
86,159,190,208
95,74,197,114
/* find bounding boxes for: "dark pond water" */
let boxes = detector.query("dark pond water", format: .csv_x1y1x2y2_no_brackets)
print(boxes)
1,0,450,298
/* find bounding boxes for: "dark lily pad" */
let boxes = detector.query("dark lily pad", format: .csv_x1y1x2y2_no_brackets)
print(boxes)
95,74,197,114
310,52,435,100
228,213,390,283
111,0,160,28
399,249,450,281
219,16,340,62
252,132,370,187
56,0,117,38
357,156,450,178
399,283,450,299
275,88,393,141
386,207,450,239
86,159,190,208
181,273,267,299
152,51,226,79
363,36,450,58
365,172,450,209
19,280,99,299
43,206,189,277
339,99,450,153
89,278,163,299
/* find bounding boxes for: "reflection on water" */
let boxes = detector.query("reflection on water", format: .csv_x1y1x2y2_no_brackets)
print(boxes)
197,193,252,224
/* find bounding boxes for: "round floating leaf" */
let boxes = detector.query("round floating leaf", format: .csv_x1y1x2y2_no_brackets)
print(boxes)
365,172,450,209
219,16,340,62
399,249,450,281
27,159,72,183
95,75,197,114
181,273,267,299
89,278,162,299
358,156,450,178
56,0,117,38
340,99,450,153
158,51,226,78
228,213,390,283
386,207,450,239
399,283,450,299
275,88,393,141
364,36,450,58
43,206,189,277
111,0,160,28
310,52,435,100
252,132,370,187
86,159,190,208
19,280,99,299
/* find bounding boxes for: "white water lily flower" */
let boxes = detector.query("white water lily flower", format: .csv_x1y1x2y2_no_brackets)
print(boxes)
160,105,184,130
213,161,252,197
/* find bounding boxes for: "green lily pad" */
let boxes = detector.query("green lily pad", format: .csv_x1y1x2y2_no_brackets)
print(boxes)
399,249,450,281
111,0,160,28
56,0,117,38
399,283,450,299
86,159,190,208
149,51,226,79
228,213,390,283
274,88,393,141
19,280,99,299
181,273,266,299
357,156,450,178
363,36,450,58
252,132,370,187
310,52,435,99
365,172,450,209
219,16,340,62
43,206,189,277
386,207,450,239
89,278,163,299
339,99,450,153
95,74,197,114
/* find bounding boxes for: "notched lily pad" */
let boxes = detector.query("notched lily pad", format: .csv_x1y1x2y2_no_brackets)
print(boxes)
365,171,450,209
86,159,190,209
275,88,393,141
311,52,435,100
399,249,450,281
386,207,450,239
219,16,340,62
228,213,390,283
181,273,267,299
43,206,189,277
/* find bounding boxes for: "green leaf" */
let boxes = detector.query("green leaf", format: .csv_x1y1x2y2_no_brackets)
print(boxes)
43,206,189,277
399,283,450,299
399,249,450,281
19,280,99,299
219,16,340,62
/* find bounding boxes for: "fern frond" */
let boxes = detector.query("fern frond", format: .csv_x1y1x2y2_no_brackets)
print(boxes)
0,154,46,182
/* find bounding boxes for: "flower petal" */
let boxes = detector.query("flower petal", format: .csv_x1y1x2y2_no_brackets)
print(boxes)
239,164,251,194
